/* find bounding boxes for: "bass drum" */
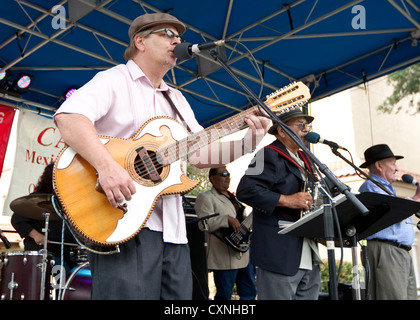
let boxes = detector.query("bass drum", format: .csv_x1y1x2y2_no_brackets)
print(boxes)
60,262,92,300
0,251,52,300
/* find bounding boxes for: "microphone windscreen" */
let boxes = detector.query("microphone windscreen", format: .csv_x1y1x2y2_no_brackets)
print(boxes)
402,174,414,184
174,42,193,61
305,132,320,144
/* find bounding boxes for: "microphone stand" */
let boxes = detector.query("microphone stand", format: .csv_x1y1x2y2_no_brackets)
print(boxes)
0,228,11,249
208,49,370,300
328,147,393,196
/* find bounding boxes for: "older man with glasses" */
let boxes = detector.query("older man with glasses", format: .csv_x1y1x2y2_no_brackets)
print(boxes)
237,107,322,300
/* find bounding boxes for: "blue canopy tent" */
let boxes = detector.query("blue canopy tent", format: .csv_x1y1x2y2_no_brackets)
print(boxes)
1,0,420,127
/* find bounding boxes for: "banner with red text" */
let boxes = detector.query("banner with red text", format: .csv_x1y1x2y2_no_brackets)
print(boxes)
0,104,16,178
3,111,65,216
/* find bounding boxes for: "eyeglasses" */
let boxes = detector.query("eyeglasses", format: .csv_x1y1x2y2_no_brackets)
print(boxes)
150,28,183,42
292,122,312,131
216,172,230,177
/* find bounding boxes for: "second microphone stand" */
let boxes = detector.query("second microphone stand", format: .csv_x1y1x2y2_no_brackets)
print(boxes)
324,146,377,300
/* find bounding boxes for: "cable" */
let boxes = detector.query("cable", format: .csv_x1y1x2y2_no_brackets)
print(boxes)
228,39,264,100
225,39,270,121
331,201,344,287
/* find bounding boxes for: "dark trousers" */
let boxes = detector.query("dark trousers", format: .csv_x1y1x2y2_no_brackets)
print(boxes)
87,228,192,300
213,263,257,300
256,265,320,300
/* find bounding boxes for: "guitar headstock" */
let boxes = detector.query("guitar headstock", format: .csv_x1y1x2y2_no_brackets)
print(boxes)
265,81,310,114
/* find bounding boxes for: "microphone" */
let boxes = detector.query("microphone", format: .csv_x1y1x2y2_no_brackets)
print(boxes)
402,174,419,186
305,132,347,150
0,229,11,249
174,39,230,60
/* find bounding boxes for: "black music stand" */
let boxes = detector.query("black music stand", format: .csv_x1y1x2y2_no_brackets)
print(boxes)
279,192,420,299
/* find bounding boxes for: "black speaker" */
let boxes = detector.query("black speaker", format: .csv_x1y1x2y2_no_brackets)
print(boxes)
184,196,209,300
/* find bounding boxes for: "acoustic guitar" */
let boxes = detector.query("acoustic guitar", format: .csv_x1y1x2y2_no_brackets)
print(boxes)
53,82,310,247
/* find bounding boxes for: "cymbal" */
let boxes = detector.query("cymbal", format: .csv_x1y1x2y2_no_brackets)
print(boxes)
10,193,60,221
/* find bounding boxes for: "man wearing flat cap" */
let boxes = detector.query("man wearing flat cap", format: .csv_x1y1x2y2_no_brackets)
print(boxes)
236,107,323,300
54,12,270,299
359,144,420,300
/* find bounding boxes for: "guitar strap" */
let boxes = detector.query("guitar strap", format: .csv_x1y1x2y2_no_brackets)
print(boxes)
264,145,318,182
162,90,192,133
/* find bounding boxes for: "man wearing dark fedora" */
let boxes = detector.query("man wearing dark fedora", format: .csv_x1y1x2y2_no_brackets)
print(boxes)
359,144,420,300
237,107,323,299
54,12,270,299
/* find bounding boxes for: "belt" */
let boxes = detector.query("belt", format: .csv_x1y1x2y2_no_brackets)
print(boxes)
370,238,411,251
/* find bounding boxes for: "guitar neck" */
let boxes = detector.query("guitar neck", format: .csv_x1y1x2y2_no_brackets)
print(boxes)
241,213,253,229
157,81,310,165
190,106,258,150
158,106,259,164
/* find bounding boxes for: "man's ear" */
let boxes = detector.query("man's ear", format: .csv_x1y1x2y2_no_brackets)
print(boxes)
374,160,382,172
277,126,286,138
134,35,146,52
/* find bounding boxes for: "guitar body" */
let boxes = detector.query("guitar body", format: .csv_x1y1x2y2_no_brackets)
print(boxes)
53,117,199,247
220,227,251,253
220,211,253,253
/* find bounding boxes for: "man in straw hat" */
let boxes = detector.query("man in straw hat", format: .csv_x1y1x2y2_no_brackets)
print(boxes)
236,107,323,300
359,144,420,300
54,12,270,299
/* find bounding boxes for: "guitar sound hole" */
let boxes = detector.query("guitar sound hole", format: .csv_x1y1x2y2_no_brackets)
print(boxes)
133,150,163,181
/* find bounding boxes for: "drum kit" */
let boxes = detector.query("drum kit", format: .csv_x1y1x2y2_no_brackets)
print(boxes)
0,193,92,300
